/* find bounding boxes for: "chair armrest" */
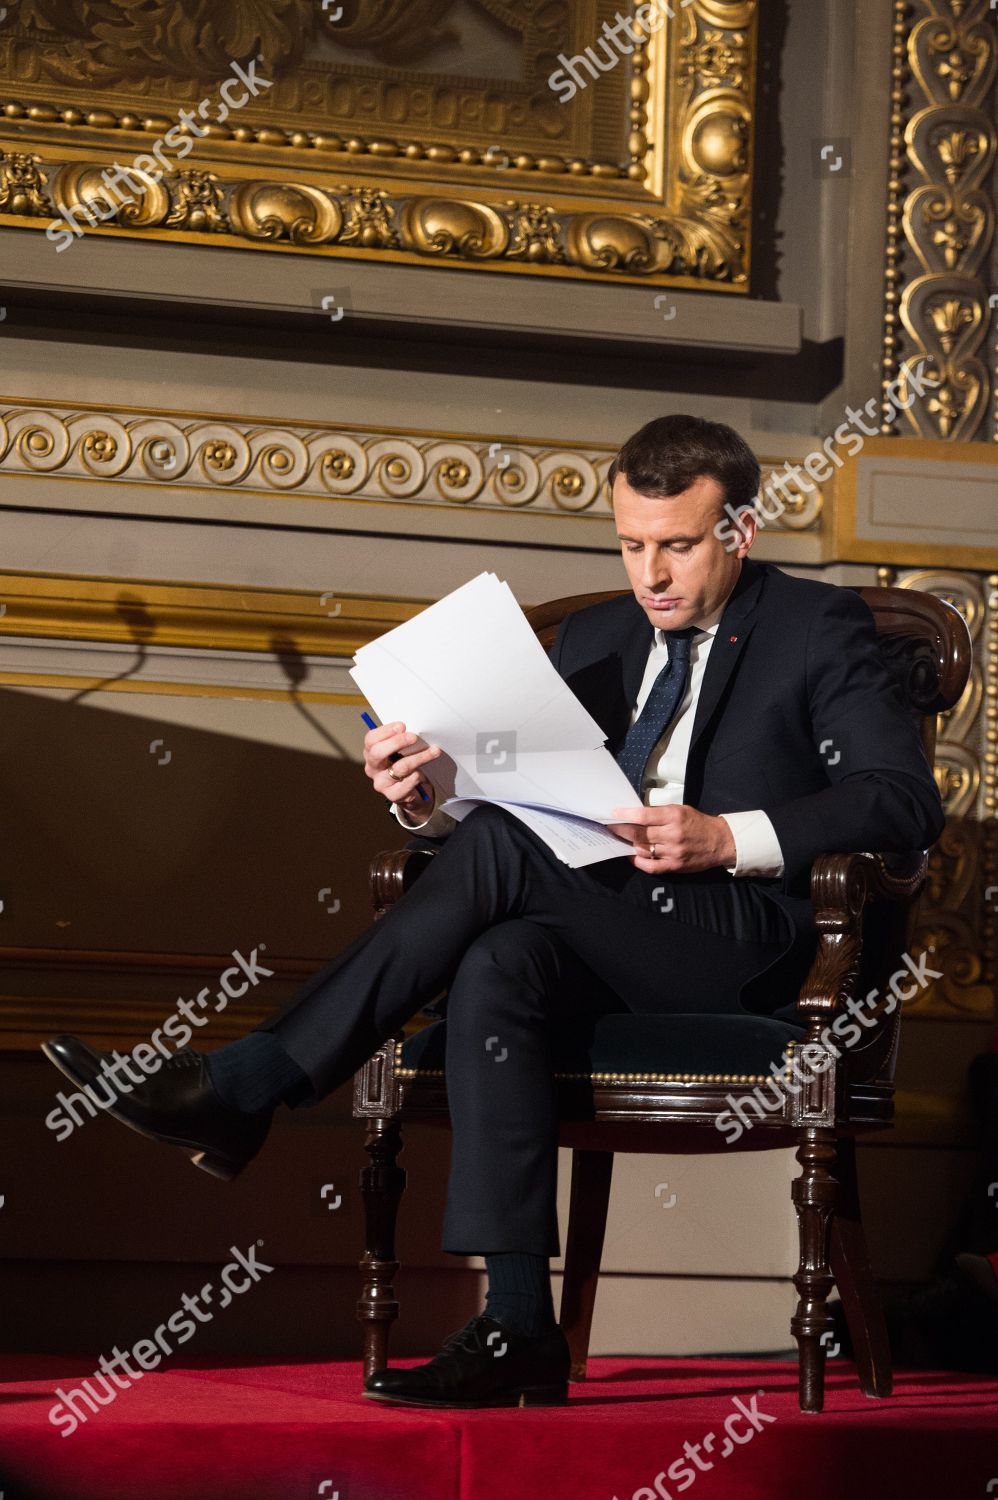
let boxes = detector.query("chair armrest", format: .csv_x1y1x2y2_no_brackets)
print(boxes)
369,845,439,917
796,849,928,1025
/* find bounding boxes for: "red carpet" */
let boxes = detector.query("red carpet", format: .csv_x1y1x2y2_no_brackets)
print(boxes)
0,1354,996,1500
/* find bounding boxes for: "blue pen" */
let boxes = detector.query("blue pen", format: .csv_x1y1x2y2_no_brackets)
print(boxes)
361,711,430,801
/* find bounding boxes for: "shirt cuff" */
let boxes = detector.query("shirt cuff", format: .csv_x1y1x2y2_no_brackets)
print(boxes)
392,795,457,839
719,810,785,878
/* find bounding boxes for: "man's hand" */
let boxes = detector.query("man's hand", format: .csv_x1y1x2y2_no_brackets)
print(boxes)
608,804,737,874
364,720,442,816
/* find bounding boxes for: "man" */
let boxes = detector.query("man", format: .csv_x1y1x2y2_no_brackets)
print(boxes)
42,415,944,1410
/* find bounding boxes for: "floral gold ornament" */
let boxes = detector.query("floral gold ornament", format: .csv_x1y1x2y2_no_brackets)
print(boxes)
81,431,118,464
884,0,997,440
0,0,759,290
202,440,238,472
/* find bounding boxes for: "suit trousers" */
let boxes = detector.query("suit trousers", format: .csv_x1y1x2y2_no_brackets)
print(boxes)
259,803,796,1256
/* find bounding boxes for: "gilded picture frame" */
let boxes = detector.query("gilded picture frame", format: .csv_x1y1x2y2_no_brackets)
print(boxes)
0,0,757,289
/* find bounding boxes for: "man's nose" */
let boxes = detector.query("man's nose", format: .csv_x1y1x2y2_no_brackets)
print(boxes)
641,555,670,590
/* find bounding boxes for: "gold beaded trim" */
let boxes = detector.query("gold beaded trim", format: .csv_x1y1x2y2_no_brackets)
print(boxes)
393,1041,795,1087
880,0,909,435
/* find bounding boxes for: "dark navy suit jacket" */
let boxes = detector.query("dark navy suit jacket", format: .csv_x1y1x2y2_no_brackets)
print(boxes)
546,557,945,973
403,557,944,1014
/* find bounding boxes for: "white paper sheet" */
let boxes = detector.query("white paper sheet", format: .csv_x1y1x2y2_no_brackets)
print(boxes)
352,573,608,753
443,798,635,868
350,571,642,866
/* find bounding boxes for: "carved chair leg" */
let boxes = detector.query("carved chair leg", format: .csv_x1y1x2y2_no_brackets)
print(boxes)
791,1126,839,1413
829,1135,892,1398
357,1118,406,1383
559,1149,614,1382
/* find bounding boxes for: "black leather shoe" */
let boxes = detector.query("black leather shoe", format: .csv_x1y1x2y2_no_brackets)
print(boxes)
41,1035,269,1180
363,1313,569,1409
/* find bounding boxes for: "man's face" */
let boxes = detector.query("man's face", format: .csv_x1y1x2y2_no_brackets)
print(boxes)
612,472,755,631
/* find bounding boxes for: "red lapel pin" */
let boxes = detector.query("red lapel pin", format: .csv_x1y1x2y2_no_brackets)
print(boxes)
729,634,738,643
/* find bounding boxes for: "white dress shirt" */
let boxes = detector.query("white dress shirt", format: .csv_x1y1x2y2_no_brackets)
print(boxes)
393,600,785,879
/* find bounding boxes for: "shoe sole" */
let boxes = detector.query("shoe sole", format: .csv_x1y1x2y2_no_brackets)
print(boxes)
362,1384,568,1409
40,1041,245,1181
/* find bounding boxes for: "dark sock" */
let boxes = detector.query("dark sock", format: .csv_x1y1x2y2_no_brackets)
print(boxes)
205,1030,311,1113
483,1252,556,1338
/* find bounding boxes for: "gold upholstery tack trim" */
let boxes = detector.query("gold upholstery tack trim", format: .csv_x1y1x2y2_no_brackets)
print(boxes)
393,1041,790,1086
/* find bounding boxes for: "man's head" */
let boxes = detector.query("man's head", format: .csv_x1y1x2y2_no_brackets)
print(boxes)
608,414,759,631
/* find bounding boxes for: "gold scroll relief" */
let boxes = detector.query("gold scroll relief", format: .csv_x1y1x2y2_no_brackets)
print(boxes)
0,0,758,288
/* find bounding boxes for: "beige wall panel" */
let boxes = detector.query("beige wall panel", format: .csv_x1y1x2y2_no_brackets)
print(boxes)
1,334,781,444
0,235,802,356
855,456,998,558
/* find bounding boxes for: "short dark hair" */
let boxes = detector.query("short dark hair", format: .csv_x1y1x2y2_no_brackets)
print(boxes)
607,414,760,513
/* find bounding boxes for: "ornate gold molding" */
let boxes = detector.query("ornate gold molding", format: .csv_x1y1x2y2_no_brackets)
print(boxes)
0,398,617,518
0,570,422,659
0,671,363,703
4,0,620,171
876,564,997,1021
882,0,997,439
0,394,827,537
0,0,758,288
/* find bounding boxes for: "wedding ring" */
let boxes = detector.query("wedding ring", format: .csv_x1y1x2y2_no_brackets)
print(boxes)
388,764,402,781
650,843,657,858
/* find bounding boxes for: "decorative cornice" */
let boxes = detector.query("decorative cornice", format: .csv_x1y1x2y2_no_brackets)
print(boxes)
0,398,618,518
0,395,827,535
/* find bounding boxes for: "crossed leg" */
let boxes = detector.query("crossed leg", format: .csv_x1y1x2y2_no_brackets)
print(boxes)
258,803,790,1103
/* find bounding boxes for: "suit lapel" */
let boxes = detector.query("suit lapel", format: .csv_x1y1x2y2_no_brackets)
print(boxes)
687,558,765,755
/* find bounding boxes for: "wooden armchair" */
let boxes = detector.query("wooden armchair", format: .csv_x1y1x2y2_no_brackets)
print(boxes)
352,585,971,1413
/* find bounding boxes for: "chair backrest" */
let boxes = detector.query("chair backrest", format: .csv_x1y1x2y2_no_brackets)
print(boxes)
524,584,972,767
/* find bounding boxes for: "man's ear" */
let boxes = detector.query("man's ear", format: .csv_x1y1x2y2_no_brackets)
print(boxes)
733,507,757,557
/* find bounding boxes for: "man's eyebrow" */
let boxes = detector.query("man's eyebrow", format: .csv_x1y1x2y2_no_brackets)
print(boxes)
616,532,703,545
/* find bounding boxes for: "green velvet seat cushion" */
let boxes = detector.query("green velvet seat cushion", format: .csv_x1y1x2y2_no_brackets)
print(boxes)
399,1012,806,1081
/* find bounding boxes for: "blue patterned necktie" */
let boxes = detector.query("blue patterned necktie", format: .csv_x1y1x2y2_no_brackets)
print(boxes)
615,627,698,794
